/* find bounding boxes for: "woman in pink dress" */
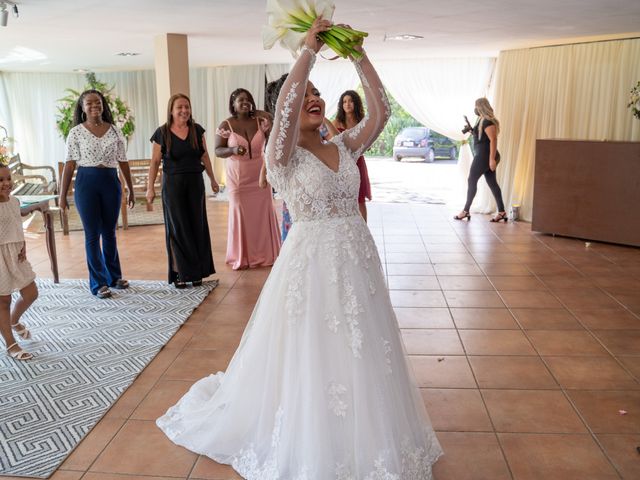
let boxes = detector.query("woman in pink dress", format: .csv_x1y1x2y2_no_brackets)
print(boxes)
215,88,281,270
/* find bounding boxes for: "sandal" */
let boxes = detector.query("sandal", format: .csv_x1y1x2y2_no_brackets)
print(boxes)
112,279,130,290
7,342,33,361
96,286,112,299
490,211,508,223
454,211,471,221
11,322,31,340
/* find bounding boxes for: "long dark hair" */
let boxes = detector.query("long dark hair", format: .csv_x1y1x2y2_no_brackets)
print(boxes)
265,74,288,116
72,89,114,127
229,88,257,117
335,90,364,127
162,93,199,154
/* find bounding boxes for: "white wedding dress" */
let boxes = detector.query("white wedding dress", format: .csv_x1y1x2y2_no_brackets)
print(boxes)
157,47,443,479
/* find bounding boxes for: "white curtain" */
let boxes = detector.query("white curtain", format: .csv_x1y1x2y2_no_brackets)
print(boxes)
310,59,360,119
376,58,496,207
492,38,640,221
266,63,291,83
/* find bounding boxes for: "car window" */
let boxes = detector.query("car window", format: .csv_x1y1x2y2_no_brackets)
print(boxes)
399,127,427,140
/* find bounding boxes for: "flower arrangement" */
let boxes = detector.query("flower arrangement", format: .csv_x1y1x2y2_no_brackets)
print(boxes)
55,72,135,140
0,125,13,167
262,0,367,59
628,81,640,120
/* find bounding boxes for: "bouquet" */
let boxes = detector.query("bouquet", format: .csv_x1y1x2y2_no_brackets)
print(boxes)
628,80,640,120
263,0,367,59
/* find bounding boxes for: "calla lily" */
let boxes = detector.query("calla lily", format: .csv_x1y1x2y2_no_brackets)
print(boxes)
263,0,367,59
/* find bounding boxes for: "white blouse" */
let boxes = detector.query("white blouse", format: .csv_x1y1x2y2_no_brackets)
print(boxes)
65,124,128,168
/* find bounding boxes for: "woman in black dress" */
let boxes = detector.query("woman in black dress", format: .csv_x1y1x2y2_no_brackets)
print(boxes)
147,93,219,287
454,97,507,222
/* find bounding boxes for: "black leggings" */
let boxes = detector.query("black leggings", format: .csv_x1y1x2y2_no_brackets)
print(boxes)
464,156,505,212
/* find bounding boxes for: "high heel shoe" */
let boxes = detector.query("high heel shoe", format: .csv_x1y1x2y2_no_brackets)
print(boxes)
6,343,33,361
454,211,471,221
490,212,508,223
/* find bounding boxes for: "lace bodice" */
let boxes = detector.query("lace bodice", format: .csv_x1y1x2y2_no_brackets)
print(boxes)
268,135,360,221
265,45,390,223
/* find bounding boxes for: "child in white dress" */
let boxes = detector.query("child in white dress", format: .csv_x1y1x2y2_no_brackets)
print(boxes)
0,163,38,361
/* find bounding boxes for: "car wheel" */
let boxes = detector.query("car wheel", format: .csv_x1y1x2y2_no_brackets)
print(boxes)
450,147,457,159
424,148,435,163
394,155,402,162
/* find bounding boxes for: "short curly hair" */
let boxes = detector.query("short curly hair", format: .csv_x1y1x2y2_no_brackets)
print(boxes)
229,88,257,117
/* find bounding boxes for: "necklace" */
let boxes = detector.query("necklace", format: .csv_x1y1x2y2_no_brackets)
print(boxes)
88,120,103,128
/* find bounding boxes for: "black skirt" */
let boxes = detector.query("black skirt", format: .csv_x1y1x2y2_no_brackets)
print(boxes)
162,173,215,283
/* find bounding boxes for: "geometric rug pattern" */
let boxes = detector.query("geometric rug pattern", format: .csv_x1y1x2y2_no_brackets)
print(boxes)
0,279,217,478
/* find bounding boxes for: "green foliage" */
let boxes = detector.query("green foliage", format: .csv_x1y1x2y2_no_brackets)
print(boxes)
55,73,135,140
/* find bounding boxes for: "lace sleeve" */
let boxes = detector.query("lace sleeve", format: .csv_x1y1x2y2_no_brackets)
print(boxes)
341,54,391,159
264,46,316,170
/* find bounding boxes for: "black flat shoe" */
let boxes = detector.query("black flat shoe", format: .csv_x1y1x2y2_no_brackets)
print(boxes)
174,278,187,289
192,280,203,287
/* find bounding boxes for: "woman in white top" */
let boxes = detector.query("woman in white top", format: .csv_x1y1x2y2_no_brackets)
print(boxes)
59,90,135,298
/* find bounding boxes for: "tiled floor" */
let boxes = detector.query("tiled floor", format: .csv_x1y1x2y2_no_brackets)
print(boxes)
6,201,640,480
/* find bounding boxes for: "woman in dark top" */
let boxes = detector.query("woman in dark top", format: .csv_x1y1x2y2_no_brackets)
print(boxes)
146,93,219,288
454,97,507,222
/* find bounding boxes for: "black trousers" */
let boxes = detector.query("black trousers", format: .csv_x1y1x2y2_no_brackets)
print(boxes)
464,154,505,212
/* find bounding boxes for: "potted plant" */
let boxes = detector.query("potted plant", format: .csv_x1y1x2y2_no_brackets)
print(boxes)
55,72,135,141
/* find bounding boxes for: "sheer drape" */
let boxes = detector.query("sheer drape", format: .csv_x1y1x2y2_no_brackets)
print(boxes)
376,58,496,205
492,38,640,221
309,59,360,119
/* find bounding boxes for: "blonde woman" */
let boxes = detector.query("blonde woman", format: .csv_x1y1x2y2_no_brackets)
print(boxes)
454,97,507,222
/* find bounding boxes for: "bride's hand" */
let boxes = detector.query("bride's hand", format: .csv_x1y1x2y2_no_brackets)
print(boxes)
304,16,332,53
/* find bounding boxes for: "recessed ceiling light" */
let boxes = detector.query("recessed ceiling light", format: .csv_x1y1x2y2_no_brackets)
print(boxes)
116,52,141,57
384,34,424,41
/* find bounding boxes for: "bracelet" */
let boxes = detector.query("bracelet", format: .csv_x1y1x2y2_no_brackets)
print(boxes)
300,45,317,58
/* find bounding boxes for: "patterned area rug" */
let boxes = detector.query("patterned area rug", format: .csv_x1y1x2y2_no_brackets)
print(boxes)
0,278,218,478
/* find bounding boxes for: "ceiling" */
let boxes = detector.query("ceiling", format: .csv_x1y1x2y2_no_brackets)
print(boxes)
1,0,639,72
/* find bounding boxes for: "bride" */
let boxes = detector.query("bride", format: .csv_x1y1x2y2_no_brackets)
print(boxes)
157,17,443,479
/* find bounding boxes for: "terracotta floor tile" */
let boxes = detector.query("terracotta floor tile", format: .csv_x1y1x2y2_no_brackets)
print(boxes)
394,307,454,328
185,323,246,350
444,290,505,308
384,243,426,253
387,275,441,290
400,329,464,355
389,290,447,307
190,456,242,479
544,356,640,390
162,349,235,381
432,432,511,480
386,252,430,264
552,288,622,310
425,244,470,253
408,355,476,388
595,434,640,479
459,330,536,355
568,390,640,433
219,287,262,306
386,263,435,276
483,389,586,433
498,433,620,479
469,356,558,389
437,276,494,291
131,380,193,420
433,264,484,276
472,252,523,264
592,330,640,355
90,420,197,476
450,308,519,329
618,356,640,380
511,308,583,330
60,418,126,471
421,389,493,432
488,275,547,291
538,275,596,289
479,263,533,276
383,234,423,244
526,263,581,277
526,330,608,356
499,290,564,309
571,309,640,330
429,252,476,264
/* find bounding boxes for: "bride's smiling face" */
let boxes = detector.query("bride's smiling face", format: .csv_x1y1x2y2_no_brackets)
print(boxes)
299,82,325,131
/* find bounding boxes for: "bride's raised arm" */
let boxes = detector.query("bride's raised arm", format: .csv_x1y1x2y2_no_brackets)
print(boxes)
341,52,391,158
265,18,331,169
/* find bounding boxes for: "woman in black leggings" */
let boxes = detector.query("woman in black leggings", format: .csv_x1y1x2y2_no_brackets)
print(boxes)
454,98,507,222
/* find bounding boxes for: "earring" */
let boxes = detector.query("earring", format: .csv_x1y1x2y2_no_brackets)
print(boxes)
81,112,87,122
